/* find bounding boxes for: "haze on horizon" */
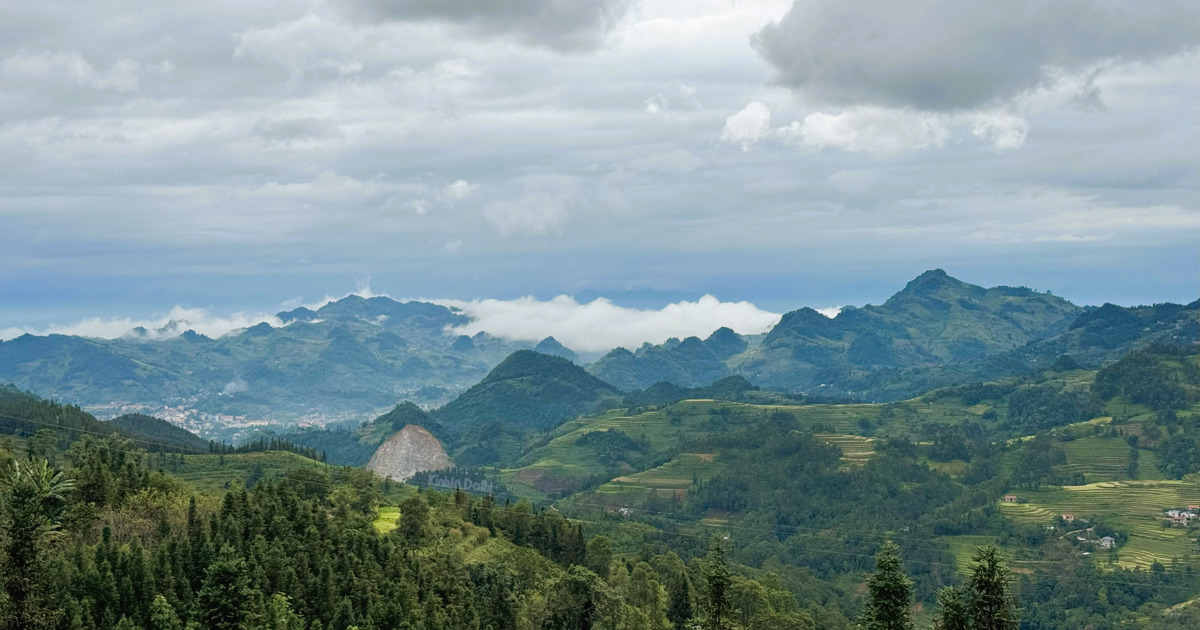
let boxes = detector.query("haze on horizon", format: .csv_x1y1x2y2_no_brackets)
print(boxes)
2,1,1197,333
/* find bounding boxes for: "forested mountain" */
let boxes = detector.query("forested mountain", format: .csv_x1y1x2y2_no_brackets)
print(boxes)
105,413,213,452
433,350,625,466
0,295,534,421
590,271,1199,400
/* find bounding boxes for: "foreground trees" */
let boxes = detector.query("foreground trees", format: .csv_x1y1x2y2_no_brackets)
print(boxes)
932,546,1019,630
859,541,915,630
1,459,75,630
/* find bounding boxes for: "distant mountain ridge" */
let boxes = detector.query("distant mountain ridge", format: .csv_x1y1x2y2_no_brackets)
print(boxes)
0,295,543,427
590,270,1198,399
2,272,1196,436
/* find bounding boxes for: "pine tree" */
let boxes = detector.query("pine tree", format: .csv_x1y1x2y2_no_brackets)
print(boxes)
966,546,1018,630
702,540,734,630
149,595,183,630
931,586,969,630
859,540,914,630
667,571,694,630
197,545,255,630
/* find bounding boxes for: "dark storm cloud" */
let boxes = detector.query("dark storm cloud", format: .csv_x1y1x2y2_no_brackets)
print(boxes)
754,0,1199,110
338,0,633,51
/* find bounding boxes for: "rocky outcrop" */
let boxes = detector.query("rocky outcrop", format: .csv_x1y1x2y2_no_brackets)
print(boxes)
366,425,453,481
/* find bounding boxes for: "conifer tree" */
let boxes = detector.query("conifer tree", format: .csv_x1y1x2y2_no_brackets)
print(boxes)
931,586,969,630
859,540,914,630
149,595,183,630
966,546,1018,630
197,545,255,630
702,540,734,630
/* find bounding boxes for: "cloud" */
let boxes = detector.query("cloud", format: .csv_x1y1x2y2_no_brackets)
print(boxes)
778,107,952,153
625,148,700,174
337,0,633,51
483,192,570,236
440,179,475,201
247,171,382,202
721,101,771,150
776,106,1030,153
969,111,1028,151
2,50,141,92
0,306,285,342
439,294,782,352
252,117,344,144
754,0,1199,110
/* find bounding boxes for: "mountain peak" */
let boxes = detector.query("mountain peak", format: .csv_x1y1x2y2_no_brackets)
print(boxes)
888,269,977,303
534,336,579,362
481,349,599,385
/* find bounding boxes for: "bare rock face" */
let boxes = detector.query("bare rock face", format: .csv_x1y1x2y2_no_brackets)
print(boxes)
366,425,453,482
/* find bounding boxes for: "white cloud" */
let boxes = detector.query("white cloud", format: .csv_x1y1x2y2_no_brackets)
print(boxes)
721,101,771,150
438,294,782,352
969,111,1029,151
0,306,285,342
779,107,952,153
440,179,475,201
776,106,1031,153
2,50,141,92
443,239,465,253
409,199,432,215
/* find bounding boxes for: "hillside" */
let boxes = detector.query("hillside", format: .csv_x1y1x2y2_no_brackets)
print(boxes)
434,350,624,466
0,383,217,453
503,349,1200,576
105,413,213,452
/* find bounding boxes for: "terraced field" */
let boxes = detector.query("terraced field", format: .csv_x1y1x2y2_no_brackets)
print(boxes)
937,536,1045,577
999,479,1200,569
1057,437,1135,482
580,453,723,508
374,506,400,533
814,433,876,468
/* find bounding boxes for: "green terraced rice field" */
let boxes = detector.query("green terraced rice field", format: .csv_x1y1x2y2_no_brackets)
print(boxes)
374,506,399,533
814,433,876,468
999,480,1200,569
937,536,1042,577
583,453,723,508
1057,437,1134,482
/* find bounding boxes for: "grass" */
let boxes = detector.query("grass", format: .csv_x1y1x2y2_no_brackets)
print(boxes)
374,506,399,533
999,479,1200,569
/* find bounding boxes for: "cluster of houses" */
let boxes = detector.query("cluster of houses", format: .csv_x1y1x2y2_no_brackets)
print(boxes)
1164,506,1199,527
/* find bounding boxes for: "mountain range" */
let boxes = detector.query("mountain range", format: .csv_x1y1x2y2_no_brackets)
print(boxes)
1,271,1196,434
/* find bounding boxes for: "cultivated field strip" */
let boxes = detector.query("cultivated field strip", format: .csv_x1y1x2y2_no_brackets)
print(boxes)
1000,480,1200,569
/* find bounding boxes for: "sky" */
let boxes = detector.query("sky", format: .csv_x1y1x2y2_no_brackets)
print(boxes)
1,0,1197,347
